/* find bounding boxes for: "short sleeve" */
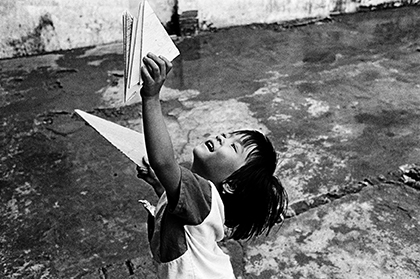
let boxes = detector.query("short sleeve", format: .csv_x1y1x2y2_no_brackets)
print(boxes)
168,165,212,225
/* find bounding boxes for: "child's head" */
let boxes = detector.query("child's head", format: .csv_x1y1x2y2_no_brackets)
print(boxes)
192,132,251,185
192,130,288,240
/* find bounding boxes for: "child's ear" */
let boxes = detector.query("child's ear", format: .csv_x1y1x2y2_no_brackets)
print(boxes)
222,182,235,195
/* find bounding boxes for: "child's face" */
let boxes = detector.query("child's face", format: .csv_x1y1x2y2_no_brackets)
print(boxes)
192,133,250,184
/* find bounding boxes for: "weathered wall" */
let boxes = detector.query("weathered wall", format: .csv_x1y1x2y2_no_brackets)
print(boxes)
178,0,420,29
0,0,175,59
179,0,334,28
1,0,419,59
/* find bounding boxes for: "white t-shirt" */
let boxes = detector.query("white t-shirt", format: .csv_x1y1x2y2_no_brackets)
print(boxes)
149,166,235,279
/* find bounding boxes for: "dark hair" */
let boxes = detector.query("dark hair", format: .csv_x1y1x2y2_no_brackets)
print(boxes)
221,130,288,240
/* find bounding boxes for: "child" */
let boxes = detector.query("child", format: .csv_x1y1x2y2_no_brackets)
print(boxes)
137,52,288,278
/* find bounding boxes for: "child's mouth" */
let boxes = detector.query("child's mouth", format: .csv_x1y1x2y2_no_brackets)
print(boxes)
205,140,214,152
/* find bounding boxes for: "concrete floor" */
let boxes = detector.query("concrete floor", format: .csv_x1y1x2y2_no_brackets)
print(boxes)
1,6,420,279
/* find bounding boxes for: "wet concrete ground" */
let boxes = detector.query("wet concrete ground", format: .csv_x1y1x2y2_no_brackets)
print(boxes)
1,6,420,279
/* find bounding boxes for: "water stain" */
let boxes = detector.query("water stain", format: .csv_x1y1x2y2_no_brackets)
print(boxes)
7,13,56,57
355,109,414,128
296,82,320,94
303,50,337,64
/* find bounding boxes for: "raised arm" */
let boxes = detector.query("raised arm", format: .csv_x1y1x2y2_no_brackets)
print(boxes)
141,53,181,203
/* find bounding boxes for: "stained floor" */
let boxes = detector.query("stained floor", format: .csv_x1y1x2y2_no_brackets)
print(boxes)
1,6,420,279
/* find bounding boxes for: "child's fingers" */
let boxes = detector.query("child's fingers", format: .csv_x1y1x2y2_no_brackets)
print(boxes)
143,55,160,78
159,56,173,74
142,156,150,167
136,163,154,178
142,157,158,179
148,165,158,180
139,200,156,216
136,165,148,178
136,165,147,173
150,55,166,78
137,171,157,186
141,64,153,84
137,169,155,186
146,53,172,77
146,53,165,77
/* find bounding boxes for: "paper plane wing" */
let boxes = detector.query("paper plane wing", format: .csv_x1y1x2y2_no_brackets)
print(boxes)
124,0,180,102
75,109,147,167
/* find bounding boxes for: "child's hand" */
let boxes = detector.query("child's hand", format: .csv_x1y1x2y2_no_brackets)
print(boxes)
140,53,173,98
136,157,164,197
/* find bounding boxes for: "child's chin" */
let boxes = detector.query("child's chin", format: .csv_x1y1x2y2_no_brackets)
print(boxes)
193,145,208,159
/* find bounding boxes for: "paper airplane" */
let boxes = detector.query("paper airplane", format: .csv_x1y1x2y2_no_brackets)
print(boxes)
123,0,180,102
75,109,147,167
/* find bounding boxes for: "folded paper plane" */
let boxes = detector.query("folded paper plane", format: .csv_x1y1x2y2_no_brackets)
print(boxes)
123,0,180,102
75,0,179,165
75,109,147,167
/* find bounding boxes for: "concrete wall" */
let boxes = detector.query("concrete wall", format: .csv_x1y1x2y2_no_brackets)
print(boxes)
0,0,175,59
0,0,419,59
178,0,420,29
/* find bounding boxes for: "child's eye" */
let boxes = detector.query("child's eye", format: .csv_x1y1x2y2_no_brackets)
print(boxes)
222,133,227,138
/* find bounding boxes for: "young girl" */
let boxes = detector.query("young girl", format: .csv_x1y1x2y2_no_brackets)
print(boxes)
137,52,288,278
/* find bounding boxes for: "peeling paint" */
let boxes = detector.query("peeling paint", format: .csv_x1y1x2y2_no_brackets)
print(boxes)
268,113,292,122
331,123,365,141
5,198,20,219
305,98,330,117
3,182,38,220
277,138,352,202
